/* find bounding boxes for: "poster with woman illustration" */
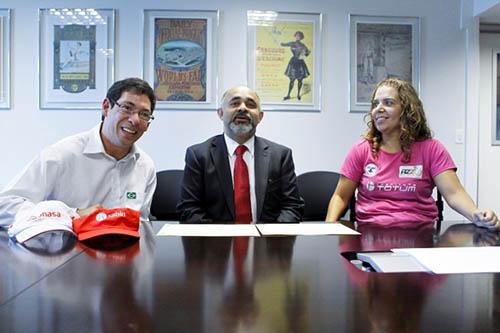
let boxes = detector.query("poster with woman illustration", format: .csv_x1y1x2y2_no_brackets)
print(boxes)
248,11,322,111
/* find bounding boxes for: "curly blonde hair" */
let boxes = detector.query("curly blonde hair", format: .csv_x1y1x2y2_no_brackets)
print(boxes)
364,78,432,162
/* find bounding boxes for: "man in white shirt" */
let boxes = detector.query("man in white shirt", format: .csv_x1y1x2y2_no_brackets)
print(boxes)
0,78,157,227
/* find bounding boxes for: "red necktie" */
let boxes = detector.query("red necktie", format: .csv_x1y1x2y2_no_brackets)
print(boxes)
234,145,252,223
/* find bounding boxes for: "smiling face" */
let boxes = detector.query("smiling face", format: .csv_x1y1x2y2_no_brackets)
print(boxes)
100,91,151,160
217,86,263,144
371,85,402,140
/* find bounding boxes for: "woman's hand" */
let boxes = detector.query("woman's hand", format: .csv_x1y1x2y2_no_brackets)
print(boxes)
471,210,500,230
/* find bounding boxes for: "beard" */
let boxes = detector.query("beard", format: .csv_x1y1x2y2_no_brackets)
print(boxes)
229,122,253,135
228,111,255,135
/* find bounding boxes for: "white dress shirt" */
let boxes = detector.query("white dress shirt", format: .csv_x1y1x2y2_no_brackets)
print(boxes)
223,134,257,222
0,125,157,227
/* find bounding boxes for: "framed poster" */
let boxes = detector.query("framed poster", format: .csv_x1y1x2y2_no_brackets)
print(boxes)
349,15,420,113
39,8,115,109
0,9,10,109
247,11,322,111
492,51,500,145
143,10,219,110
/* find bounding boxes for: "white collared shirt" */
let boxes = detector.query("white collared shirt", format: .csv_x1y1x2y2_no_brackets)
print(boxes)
0,125,157,227
223,134,257,222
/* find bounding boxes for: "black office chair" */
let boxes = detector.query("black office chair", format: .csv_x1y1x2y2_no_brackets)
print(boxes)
150,169,184,221
297,171,354,221
435,191,444,230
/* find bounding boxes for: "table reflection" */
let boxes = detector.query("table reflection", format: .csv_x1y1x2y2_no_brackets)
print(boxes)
339,222,445,333
1,230,80,306
2,221,500,332
438,222,500,247
73,222,156,332
340,221,435,253
99,250,153,333
180,235,308,332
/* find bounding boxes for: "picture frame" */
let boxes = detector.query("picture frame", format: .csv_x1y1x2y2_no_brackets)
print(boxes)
492,50,500,145
349,15,420,113
0,9,11,109
38,8,115,109
143,9,219,110
247,11,322,111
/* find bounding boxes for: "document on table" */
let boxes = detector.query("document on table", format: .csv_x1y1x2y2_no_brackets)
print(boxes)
256,223,360,236
157,223,260,237
392,247,500,274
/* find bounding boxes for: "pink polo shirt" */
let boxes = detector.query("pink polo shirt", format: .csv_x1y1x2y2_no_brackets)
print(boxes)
341,139,456,225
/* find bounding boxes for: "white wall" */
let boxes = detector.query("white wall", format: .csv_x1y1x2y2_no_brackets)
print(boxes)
0,0,469,219
474,0,500,16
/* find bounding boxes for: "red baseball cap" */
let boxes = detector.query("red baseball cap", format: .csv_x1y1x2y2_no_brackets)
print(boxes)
72,208,140,241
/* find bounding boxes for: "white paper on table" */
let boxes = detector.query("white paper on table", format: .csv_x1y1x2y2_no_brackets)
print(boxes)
157,223,260,237
256,223,360,236
392,246,500,274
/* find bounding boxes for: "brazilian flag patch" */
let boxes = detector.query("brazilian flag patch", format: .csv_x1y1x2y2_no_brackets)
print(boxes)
126,192,137,199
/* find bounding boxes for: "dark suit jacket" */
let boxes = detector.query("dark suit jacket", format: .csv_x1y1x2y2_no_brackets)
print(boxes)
177,134,304,223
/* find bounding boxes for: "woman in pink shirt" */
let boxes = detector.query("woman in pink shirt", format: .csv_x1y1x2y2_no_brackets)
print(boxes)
325,78,499,229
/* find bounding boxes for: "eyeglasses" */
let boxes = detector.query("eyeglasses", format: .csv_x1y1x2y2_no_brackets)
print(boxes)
108,97,154,123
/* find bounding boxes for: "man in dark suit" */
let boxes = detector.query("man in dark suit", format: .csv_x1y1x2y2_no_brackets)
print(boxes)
177,85,304,223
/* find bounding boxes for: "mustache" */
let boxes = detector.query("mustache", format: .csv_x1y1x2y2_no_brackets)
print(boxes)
231,110,252,122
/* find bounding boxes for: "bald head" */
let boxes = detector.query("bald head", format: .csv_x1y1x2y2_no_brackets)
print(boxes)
220,86,261,109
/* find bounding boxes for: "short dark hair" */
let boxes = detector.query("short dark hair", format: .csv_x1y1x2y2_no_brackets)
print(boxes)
295,31,304,40
106,77,156,111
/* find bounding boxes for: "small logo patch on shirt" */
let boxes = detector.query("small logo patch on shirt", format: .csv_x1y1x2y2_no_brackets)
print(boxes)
364,163,378,177
399,165,423,178
126,192,137,199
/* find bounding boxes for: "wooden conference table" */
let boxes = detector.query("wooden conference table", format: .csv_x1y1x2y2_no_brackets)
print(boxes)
1,220,499,332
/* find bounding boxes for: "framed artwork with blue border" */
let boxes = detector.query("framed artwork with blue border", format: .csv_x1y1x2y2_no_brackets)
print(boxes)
39,8,115,109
